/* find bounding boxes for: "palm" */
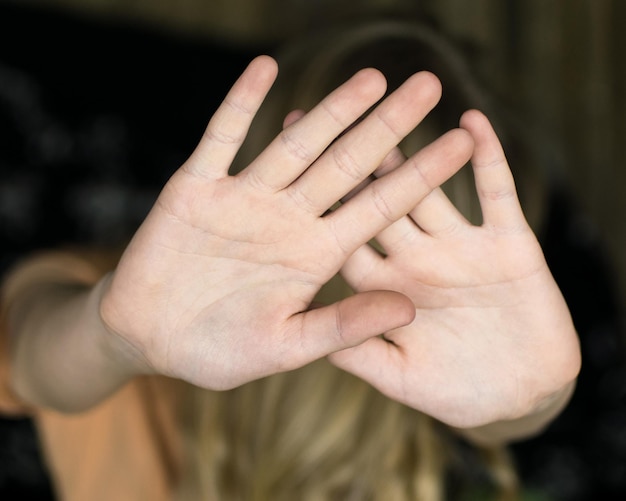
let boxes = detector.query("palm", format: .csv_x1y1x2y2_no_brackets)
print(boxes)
331,111,580,429
110,177,338,385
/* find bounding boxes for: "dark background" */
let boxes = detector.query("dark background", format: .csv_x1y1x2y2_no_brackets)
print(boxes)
1,2,626,500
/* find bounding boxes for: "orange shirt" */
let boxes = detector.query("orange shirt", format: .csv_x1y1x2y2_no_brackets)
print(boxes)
0,250,186,501
1,335,186,501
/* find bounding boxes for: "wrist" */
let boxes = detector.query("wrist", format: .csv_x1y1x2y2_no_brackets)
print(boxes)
3,251,146,412
95,273,155,378
455,380,577,446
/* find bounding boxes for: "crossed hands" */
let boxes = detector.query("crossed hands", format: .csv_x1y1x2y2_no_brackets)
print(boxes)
100,56,580,429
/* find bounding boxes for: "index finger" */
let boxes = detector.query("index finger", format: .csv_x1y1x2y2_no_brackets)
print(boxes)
183,55,279,179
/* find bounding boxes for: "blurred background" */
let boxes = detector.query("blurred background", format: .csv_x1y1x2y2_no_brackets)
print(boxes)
0,0,625,499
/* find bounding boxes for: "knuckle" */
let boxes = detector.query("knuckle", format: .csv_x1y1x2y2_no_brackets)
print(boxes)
370,182,396,223
326,215,352,255
408,156,435,192
203,123,244,146
280,130,314,162
223,94,254,116
286,185,318,213
479,187,515,202
321,97,353,129
373,107,404,142
332,144,363,181
333,303,349,346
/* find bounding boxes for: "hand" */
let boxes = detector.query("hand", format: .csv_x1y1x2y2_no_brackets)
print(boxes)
99,56,473,390
329,109,581,430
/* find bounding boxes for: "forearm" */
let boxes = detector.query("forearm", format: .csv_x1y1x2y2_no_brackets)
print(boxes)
3,252,140,413
455,380,576,446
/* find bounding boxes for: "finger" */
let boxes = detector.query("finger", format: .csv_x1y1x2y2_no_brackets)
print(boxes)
365,216,422,256
288,71,443,214
406,187,469,237
241,68,387,191
328,336,408,404
184,55,279,179
360,185,468,257
340,244,386,292
374,146,408,177
282,109,306,129
340,146,408,205
338,146,423,259
286,290,415,367
460,110,527,231
328,128,474,254
339,146,468,255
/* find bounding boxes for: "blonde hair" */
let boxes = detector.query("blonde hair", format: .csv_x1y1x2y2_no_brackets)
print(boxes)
177,18,542,500
179,361,518,500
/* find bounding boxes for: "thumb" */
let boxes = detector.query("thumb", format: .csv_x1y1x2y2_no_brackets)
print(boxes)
290,290,415,362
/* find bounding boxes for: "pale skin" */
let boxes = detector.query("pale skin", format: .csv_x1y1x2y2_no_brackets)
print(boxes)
281,109,580,441
6,56,579,444
329,110,581,439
